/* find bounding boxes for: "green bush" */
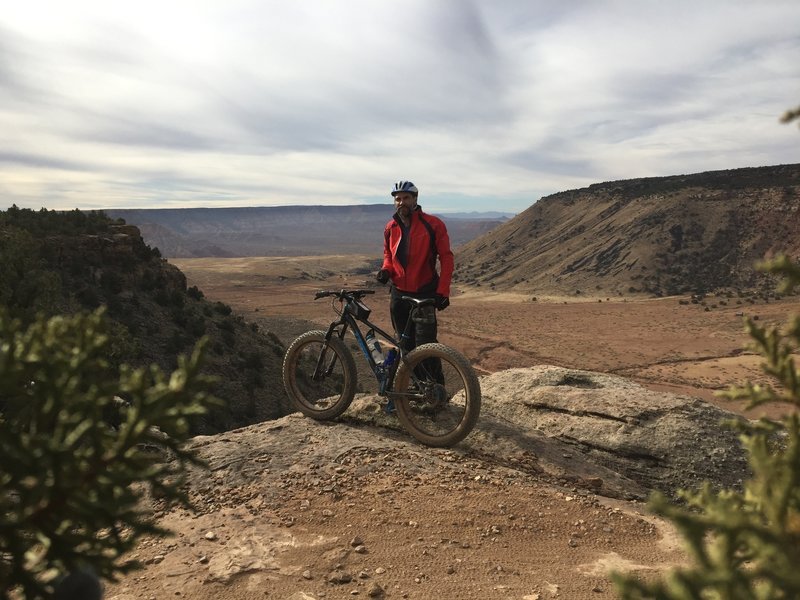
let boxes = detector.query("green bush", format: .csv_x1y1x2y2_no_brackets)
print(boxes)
0,228,62,323
613,255,800,598
0,205,115,237
0,309,219,599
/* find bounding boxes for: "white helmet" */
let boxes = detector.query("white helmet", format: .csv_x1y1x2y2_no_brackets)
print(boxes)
391,181,419,196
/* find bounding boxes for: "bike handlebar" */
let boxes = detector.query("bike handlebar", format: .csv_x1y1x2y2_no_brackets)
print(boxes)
314,289,375,301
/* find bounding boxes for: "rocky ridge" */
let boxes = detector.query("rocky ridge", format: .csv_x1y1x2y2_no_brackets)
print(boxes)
0,208,292,434
456,163,800,297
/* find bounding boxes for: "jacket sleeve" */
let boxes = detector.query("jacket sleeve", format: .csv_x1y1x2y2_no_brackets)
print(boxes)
381,223,394,274
434,218,454,297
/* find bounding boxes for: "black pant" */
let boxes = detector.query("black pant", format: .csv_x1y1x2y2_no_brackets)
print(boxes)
390,288,443,385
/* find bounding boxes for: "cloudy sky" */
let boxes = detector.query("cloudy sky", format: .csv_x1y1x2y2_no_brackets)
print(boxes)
1,1,798,215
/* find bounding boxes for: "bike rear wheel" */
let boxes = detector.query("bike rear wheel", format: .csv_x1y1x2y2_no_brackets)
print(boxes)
283,330,357,420
393,343,481,447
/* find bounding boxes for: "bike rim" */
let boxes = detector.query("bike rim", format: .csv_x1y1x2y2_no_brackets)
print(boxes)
396,352,472,441
291,339,349,411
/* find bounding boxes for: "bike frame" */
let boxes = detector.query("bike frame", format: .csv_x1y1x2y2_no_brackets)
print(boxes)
315,291,432,397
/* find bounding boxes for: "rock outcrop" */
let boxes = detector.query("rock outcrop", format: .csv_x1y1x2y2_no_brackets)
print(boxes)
185,366,750,504
106,365,750,599
470,366,750,499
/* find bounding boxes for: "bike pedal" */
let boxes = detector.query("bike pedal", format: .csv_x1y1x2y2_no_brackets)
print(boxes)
383,398,396,415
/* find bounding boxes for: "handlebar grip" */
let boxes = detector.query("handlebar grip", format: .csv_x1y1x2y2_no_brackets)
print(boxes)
314,290,332,300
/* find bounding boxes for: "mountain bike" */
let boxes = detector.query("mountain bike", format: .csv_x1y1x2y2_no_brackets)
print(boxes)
282,289,481,447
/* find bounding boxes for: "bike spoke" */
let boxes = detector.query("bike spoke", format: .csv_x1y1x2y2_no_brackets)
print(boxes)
297,342,345,407
394,343,480,447
283,331,357,419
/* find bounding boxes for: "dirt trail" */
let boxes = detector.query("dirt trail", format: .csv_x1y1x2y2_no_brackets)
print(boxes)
106,414,687,600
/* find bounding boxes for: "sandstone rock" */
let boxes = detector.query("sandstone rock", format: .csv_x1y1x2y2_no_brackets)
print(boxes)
328,570,353,584
181,365,750,513
469,366,750,499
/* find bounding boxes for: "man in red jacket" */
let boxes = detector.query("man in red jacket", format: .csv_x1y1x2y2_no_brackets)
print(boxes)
376,180,454,362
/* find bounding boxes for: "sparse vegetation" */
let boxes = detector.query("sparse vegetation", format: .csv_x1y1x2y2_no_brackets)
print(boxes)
614,255,800,598
0,309,217,599
0,206,292,435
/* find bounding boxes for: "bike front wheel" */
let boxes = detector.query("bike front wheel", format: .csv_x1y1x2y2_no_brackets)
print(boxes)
282,330,357,420
393,343,481,447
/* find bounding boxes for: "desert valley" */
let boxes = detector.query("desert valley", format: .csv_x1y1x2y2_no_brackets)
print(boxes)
4,6,800,598
3,164,798,600
101,254,799,600
99,164,800,600
170,253,800,422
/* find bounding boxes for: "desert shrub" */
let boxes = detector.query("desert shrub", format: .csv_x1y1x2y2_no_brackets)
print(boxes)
105,294,123,317
614,255,800,598
165,330,191,354
0,205,114,237
100,269,123,295
187,285,204,300
216,316,235,333
241,350,264,370
154,288,170,306
0,228,63,322
170,289,185,308
213,301,232,316
221,329,236,348
76,286,101,309
171,305,188,327
0,308,218,599
780,104,800,126
138,267,158,291
188,314,207,337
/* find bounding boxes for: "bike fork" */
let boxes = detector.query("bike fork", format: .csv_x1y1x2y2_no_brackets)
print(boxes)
312,344,336,380
313,325,346,380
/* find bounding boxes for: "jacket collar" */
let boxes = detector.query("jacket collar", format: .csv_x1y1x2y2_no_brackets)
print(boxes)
394,204,423,226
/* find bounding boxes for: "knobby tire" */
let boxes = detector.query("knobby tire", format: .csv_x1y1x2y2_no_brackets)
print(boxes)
282,330,357,420
393,343,481,447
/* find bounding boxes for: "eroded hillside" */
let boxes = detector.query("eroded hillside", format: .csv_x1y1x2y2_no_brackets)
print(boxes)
0,207,291,434
455,164,800,297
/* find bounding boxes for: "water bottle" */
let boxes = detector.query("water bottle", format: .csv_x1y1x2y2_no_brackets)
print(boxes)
379,348,398,395
365,329,384,365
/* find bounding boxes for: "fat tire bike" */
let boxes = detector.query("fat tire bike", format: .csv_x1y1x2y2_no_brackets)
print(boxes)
282,289,481,447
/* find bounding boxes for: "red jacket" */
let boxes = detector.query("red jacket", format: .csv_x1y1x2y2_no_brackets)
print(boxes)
382,207,454,297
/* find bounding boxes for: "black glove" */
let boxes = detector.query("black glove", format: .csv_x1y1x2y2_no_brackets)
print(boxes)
376,269,390,285
435,294,450,310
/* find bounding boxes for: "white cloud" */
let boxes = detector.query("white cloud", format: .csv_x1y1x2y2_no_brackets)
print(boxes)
0,0,798,213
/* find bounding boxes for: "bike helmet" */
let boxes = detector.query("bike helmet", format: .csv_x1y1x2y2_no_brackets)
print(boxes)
391,181,419,196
